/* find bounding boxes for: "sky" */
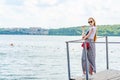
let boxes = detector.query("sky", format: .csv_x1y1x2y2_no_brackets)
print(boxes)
0,0,120,28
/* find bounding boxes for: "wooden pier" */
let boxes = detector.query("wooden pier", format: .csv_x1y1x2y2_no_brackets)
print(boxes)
75,69,120,80
66,36,120,80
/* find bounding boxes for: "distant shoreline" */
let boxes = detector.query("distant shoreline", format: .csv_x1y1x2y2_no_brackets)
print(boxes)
0,25,120,36
0,34,119,37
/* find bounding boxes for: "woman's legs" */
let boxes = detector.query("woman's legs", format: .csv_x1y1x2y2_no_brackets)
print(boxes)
89,65,93,75
81,40,96,75
81,49,86,74
87,40,96,74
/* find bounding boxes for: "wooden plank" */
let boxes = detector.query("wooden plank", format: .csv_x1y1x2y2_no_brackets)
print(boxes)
75,69,120,80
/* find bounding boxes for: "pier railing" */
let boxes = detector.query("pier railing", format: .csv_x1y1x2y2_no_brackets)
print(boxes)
65,36,120,80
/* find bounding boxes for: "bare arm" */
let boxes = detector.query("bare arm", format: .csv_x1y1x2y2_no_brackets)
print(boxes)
81,26,85,39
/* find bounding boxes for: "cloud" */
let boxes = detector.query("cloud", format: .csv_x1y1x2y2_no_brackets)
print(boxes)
0,0,5,5
39,0,59,6
0,0,120,28
5,0,24,6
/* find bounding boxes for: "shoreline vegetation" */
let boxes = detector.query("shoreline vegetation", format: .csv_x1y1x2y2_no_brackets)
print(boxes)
0,25,120,36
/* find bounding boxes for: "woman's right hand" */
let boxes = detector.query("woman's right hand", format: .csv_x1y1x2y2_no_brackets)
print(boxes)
81,25,85,40
82,34,85,40
82,25,85,30
82,25,85,34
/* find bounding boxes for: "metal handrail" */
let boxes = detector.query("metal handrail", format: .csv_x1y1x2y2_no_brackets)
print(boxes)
66,36,120,80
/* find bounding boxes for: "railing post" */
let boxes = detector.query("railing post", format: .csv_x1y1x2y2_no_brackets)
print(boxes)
66,42,71,80
105,36,109,69
84,41,89,80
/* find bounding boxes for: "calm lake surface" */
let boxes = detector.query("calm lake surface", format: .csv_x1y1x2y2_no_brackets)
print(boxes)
0,35,120,80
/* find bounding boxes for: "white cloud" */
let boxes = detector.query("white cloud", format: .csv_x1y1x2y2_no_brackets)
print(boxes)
39,0,58,5
0,0,120,28
24,0,38,6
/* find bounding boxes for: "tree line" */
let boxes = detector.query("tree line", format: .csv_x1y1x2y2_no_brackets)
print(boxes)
49,25,120,36
0,25,120,36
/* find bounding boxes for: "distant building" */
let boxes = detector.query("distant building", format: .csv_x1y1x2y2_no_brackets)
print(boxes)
29,27,48,35
0,27,49,35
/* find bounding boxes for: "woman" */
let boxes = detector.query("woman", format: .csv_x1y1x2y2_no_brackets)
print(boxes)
81,17,97,77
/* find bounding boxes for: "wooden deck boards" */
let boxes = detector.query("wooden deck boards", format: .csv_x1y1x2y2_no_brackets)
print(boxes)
75,69,120,80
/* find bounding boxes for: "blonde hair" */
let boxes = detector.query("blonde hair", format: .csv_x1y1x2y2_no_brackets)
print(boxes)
88,17,97,42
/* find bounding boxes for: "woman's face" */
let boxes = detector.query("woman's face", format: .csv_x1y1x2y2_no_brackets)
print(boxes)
88,19,94,26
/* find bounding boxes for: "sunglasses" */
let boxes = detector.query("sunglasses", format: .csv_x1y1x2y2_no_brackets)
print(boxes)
88,21,93,23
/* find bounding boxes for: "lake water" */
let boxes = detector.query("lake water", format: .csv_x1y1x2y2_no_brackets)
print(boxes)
0,35,120,80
